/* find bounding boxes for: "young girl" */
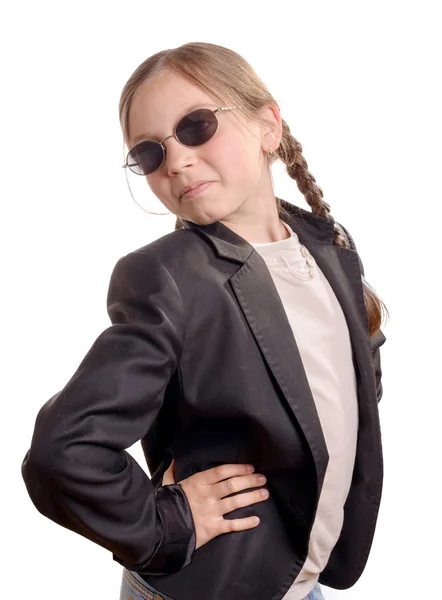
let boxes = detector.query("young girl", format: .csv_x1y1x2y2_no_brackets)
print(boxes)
22,42,388,600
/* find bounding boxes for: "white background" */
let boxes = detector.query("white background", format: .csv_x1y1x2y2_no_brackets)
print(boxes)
2,1,441,598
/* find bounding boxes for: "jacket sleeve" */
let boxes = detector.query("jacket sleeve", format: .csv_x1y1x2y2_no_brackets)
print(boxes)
337,221,387,403
21,249,196,574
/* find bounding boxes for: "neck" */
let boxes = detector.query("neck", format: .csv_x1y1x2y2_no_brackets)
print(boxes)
218,181,291,243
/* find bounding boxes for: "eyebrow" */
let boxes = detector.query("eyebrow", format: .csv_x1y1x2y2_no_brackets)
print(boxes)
131,102,217,146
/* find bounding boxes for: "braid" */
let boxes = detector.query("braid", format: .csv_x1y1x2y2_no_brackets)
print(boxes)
276,119,348,249
275,119,387,335
175,216,184,231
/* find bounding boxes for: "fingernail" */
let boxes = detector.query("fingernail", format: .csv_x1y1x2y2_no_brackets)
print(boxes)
246,465,254,472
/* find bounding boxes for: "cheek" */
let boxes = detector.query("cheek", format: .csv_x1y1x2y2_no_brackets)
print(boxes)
145,176,160,200
206,132,258,182
145,175,177,213
146,170,172,196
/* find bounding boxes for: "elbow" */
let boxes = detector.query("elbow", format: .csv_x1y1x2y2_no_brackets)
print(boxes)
22,445,58,515
21,433,71,520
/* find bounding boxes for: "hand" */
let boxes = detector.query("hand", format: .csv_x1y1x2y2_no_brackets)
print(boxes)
162,459,269,550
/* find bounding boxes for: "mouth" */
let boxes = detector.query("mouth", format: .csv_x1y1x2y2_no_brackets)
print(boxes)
180,181,214,199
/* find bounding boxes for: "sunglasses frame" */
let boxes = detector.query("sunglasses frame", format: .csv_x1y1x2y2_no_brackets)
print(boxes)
122,106,237,176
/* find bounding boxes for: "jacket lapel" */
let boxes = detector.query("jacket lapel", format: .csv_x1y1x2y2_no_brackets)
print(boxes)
181,199,371,497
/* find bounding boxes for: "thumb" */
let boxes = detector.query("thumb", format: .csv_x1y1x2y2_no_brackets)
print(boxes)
162,458,176,486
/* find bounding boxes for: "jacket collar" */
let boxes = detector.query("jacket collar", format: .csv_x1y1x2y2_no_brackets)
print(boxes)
181,198,336,264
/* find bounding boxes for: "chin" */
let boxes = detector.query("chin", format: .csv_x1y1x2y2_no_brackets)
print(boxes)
182,214,218,226
181,195,241,226
180,205,226,227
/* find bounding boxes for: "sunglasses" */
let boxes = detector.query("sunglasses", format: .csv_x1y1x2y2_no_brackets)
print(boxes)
122,106,237,176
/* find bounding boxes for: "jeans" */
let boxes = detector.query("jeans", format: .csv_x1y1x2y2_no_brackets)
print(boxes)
120,568,326,600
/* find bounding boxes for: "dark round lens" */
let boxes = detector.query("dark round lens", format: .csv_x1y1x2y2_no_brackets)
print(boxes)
176,109,218,147
127,140,164,176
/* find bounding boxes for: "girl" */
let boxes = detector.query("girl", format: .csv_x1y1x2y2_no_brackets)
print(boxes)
22,42,388,600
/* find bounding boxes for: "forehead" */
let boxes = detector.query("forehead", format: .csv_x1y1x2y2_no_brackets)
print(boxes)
128,70,220,145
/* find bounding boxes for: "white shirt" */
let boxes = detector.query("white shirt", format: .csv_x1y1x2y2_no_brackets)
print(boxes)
250,220,359,600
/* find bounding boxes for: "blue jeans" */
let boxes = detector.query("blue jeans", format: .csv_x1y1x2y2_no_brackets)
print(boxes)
120,568,326,600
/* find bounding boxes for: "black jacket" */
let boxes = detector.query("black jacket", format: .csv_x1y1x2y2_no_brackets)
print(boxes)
22,198,386,600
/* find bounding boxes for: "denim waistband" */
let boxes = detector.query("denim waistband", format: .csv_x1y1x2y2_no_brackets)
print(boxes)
121,568,174,600
120,568,325,600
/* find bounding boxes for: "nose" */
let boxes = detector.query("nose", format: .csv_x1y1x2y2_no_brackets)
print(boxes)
163,137,198,175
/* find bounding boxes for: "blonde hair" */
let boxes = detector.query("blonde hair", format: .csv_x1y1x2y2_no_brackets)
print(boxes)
119,42,388,336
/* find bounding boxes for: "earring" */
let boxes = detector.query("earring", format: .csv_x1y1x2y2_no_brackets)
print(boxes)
264,131,276,156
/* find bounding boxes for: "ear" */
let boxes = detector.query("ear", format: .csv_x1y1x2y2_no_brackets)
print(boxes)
259,101,283,153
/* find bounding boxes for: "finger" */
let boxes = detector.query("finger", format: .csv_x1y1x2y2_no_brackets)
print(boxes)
219,488,269,514
195,464,255,486
212,473,266,499
218,515,261,534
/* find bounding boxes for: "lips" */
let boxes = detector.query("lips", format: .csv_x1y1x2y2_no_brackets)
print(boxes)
180,181,213,198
